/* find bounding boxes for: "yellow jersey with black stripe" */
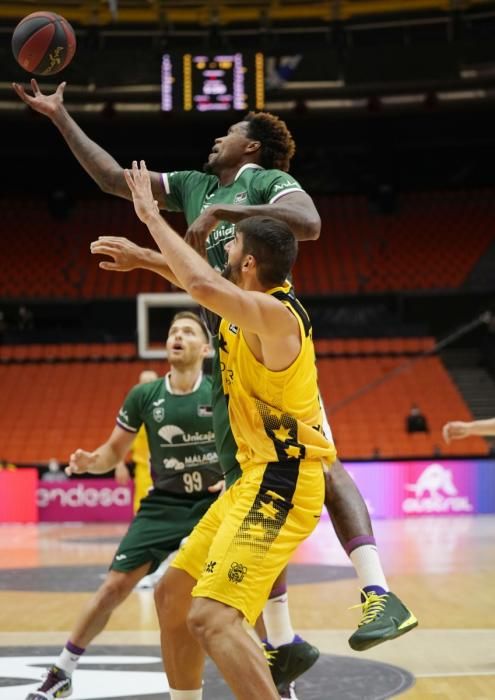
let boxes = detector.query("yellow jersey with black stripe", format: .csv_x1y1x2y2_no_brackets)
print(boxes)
132,424,150,467
218,281,337,469
131,426,152,512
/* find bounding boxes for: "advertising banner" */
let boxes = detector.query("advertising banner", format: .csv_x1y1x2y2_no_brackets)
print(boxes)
475,459,495,514
344,459,495,518
37,479,133,522
8,460,493,523
0,469,38,523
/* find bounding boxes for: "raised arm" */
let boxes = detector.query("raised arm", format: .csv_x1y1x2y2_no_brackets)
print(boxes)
90,236,182,288
212,191,321,240
12,79,167,206
125,160,297,339
185,191,320,254
66,425,135,476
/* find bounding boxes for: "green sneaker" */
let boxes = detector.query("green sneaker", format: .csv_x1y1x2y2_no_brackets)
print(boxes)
349,590,418,651
263,635,320,691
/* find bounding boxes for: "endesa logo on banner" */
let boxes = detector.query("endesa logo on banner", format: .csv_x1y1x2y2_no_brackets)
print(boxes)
37,479,133,522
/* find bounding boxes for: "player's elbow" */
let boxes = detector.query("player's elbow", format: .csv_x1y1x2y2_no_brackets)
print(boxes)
304,213,321,240
99,168,128,198
296,211,321,241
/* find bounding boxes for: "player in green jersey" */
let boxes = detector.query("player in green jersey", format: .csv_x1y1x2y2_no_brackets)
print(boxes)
25,311,224,700
14,80,416,690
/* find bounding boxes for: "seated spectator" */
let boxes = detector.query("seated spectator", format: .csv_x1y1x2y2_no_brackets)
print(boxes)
406,404,429,433
41,457,68,482
17,305,34,331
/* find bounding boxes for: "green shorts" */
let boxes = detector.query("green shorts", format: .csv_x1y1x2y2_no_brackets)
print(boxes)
111,488,217,574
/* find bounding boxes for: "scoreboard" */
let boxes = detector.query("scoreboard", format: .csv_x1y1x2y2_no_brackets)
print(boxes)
161,52,264,112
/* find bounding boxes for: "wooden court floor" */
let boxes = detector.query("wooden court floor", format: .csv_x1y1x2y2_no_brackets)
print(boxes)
0,514,494,699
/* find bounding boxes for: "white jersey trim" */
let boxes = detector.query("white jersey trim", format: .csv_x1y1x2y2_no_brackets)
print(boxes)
269,187,305,204
162,173,170,195
234,163,263,181
165,371,203,395
116,418,138,433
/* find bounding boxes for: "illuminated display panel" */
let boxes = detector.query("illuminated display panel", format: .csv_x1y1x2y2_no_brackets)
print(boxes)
161,51,264,112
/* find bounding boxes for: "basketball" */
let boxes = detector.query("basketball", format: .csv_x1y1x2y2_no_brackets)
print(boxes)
12,11,76,76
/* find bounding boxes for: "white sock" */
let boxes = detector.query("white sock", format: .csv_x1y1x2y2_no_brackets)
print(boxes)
318,392,334,442
169,689,203,699
349,545,388,592
263,593,295,647
56,646,83,675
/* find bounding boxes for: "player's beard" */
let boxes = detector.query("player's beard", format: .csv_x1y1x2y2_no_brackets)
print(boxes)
203,160,220,176
203,151,221,175
223,261,241,285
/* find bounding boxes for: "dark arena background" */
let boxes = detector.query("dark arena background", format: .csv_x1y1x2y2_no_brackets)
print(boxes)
1,2,495,699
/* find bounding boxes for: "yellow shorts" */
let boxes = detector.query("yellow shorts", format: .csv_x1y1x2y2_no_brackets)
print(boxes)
171,460,324,626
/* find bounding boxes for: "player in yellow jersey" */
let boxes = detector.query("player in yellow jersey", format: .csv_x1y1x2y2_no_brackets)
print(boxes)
92,160,336,700
115,370,158,512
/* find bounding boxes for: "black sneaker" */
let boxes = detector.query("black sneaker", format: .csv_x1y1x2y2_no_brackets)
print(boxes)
25,665,72,699
279,680,298,699
264,635,320,691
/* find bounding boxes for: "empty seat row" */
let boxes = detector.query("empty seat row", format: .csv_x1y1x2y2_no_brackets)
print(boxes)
0,342,137,362
313,337,435,355
0,354,487,464
0,338,435,362
1,188,495,298
319,356,488,459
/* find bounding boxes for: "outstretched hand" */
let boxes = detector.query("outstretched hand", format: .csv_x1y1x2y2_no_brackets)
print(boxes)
90,236,148,271
66,448,98,476
12,78,66,118
442,421,470,444
208,479,226,495
185,207,221,258
124,160,160,224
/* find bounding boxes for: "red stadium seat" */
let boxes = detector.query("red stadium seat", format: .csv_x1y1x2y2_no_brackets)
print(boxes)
0,347,487,463
1,189,494,298
319,354,488,460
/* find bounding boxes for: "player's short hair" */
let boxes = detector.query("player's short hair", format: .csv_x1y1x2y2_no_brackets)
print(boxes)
170,311,210,343
238,216,297,287
243,112,296,172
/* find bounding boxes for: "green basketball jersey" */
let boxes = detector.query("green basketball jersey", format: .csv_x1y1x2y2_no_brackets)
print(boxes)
162,164,304,271
211,333,241,484
116,373,222,498
161,165,305,478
